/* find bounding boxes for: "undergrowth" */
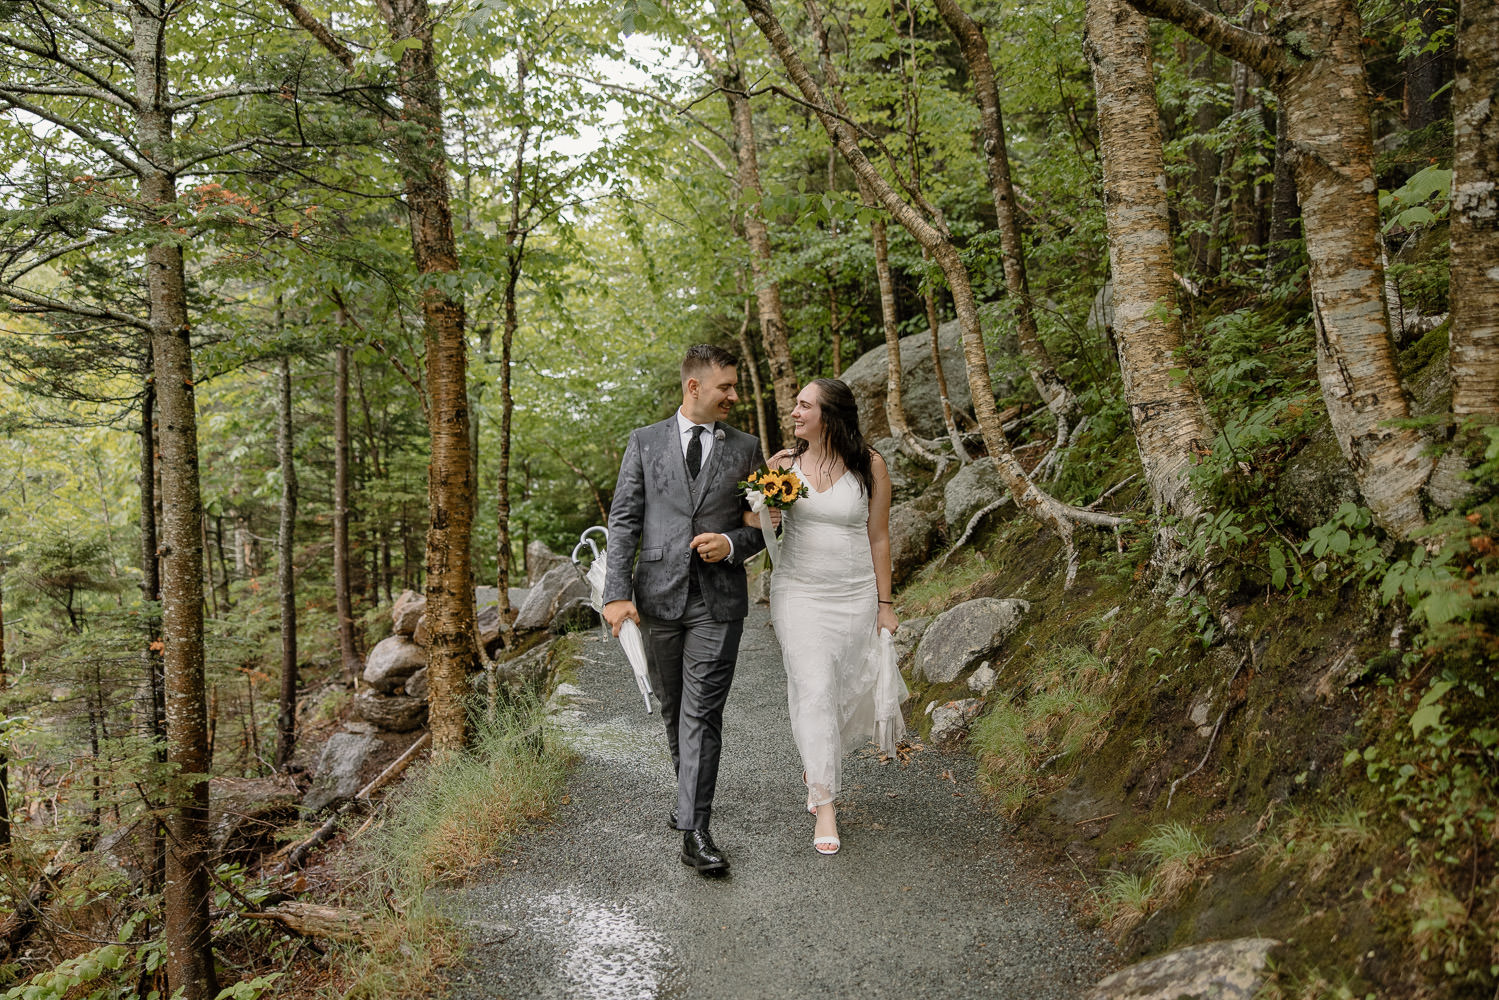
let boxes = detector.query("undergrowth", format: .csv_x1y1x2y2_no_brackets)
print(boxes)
328,696,568,999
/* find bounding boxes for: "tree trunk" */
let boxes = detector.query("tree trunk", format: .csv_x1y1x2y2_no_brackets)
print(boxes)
1449,0,1499,423
725,75,796,448
1127,0,1433,537
1404,0,1453,132
922,278,970,461
1266,105,1301,276
377,0,477,757
138,360,166,890
741,0,1121,584
1085,0,1214,528
132,7,217,996
1,559,8,851
871,215,913,443
275,352,298,769
932,0,1080,448
828,283,842,378
735,283,771,454
496,56,530,626
332,340,359,682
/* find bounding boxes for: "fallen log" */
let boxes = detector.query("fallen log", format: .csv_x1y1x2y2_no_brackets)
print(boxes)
241,902,370,943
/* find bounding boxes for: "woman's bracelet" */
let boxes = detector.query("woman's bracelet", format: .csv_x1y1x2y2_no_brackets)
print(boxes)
878,600,893,605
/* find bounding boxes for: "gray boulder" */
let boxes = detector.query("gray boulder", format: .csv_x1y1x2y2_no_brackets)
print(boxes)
889,498,944,586
915,598,1030,684
1081,938,1278,1000
391,589,425,636
944,459,1008,537
492,641,555,692
404,667,429,701
1273,422,1361,532
354,689,427,733
968,662,998,694
871,437,929,505
514,563,589,631
362,635,427,693
930,698,984,743
526,541,569,587
892,616,932,672
476,602,503,652
301,731,378,814
549,596,599,634
843,320,975,441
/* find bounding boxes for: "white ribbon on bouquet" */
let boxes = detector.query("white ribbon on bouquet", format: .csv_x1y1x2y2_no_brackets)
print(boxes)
744,488,780,565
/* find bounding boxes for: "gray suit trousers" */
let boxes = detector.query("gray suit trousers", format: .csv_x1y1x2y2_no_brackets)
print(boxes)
641,572,744,832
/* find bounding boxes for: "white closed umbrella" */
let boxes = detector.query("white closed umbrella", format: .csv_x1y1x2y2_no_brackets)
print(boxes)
573,527,654,713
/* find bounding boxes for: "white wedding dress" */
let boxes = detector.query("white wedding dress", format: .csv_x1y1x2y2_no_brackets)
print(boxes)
769,461,881,810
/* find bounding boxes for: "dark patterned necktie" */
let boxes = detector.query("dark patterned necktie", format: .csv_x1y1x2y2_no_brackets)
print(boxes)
687,425,705,479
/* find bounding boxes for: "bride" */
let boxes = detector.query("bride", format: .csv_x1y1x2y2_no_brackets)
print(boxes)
759,378,898,855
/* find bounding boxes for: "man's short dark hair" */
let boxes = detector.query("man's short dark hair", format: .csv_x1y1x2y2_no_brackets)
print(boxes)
681,344,738,386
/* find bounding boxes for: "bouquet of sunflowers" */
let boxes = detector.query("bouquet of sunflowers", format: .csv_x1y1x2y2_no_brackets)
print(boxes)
740,466,806,564
739,467,808,510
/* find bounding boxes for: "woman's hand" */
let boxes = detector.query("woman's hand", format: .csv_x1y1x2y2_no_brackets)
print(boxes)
877,603,899,635
742,508,783,529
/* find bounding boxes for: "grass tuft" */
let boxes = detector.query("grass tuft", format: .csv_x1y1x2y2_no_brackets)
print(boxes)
1139,822,1211,899
970,643,1110,815
329,695,569,998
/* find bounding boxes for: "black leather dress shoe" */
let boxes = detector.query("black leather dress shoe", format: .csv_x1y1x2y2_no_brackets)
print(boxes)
680,829,729,875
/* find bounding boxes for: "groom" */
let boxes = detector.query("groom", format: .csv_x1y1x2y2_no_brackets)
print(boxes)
603,344,766,876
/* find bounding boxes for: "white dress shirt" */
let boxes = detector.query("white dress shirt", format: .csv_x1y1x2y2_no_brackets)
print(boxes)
676,409,717,465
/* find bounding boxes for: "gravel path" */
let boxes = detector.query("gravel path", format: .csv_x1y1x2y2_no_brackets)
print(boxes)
445,605,1114,1000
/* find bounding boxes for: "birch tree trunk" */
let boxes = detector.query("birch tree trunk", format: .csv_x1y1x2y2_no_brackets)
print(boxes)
275,352,298,769
132,8,216,993
922,278,970,461
741,0,1121,584
332,341,359,682
724,63,797,445
932,0,1079,451
1085,0,1214,528
1127,0,1434,537
1449,0,1499,423
872,214,913,443
376,0,476,756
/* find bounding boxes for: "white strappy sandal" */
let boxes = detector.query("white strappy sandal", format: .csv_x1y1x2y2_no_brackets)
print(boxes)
813,835,840,855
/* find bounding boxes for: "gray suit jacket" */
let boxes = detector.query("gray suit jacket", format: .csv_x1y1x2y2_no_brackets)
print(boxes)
604,417,766,622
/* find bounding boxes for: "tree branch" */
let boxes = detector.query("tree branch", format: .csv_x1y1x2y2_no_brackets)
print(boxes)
0,82,133,109
0,93,145,173
0,29,137,107
1124,0,1282,79
28,0,133,60
167,83,295,113
272,0,357,71
0,280,149,330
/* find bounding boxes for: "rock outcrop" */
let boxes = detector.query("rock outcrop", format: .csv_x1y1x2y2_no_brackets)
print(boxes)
1081,938,1278,1000
526,541,570,587
943,459,1008,537
914,598,1030,684
354,689,427,733
362,635,427,694
843,320,975,440
514,563,590,631
301,731,378,814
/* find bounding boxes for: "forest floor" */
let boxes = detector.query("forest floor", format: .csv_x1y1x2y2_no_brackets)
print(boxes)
438,605,1115,1000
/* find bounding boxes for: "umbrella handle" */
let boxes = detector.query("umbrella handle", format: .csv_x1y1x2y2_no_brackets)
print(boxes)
570,537,600,564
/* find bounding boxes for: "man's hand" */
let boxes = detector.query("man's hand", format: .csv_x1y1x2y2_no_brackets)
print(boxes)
691,532,731,563
603,599,640,637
